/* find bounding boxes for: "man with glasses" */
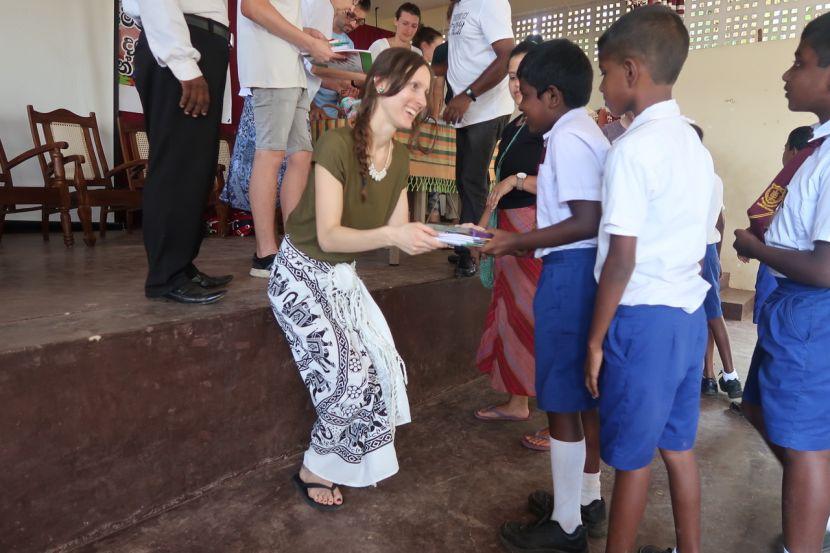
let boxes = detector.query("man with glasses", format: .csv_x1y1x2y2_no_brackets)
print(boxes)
311,0,371,118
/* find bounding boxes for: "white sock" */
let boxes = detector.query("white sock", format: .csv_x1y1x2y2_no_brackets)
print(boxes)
550,437,586,534
721,370,739,381
826,514,830,533
581,471,601,505
783,548,790,553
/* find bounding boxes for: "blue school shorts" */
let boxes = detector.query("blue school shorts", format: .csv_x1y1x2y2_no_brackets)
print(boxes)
534,247,599,413
753,263,778,324
742,279,830,451
702,244,723,320
599,305,707,470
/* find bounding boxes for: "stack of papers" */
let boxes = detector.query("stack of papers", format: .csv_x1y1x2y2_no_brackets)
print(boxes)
303,48,373,73
428,224,493,248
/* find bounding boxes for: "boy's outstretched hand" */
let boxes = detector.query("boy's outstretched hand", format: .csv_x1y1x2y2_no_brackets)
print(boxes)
733,228,763,260
584,344,603,399
481,228,519,257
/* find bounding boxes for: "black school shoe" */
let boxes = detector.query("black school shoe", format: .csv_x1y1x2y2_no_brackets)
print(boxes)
637,547,673,553
718,372,744,399
701,377,718,396
250,253,276,278
527,490,608,538
500,519,588,553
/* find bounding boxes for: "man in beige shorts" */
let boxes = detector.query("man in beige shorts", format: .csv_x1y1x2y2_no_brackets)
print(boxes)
238,0,338,277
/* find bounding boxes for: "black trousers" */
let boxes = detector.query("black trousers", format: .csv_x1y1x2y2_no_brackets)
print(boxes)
455,114,509,226
133,25,229,296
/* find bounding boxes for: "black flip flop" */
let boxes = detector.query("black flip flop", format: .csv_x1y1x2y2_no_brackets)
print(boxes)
292,473,343,512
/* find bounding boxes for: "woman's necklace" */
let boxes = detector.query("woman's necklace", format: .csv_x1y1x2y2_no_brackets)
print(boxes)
369,143,393,181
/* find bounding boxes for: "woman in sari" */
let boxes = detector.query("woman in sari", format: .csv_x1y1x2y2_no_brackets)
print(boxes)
473,40,546,444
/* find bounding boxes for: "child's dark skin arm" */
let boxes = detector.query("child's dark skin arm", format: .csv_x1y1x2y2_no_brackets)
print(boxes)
481,200,601,257
715,212,725,255
585,234,637,399
734,229,830,287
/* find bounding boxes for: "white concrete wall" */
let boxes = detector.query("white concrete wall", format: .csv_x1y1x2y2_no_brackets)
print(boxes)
0,0,115,222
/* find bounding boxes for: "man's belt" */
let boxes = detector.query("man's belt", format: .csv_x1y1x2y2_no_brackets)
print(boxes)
184,14,231,42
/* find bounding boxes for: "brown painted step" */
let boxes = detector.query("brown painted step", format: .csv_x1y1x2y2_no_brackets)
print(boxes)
721,286,755,321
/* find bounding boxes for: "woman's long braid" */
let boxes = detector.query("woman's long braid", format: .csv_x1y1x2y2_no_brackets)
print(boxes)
352,98,373,202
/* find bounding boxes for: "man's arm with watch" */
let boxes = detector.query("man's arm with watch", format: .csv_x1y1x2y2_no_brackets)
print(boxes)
442,38,515,124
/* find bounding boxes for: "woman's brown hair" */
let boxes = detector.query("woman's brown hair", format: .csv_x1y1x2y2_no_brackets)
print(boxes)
352,48,431,200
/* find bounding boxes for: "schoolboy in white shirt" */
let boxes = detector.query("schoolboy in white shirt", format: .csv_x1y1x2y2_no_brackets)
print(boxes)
734,11,830,553
483,39,610,553
584,7,714,553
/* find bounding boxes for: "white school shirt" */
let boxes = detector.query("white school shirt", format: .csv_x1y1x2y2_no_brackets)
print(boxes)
707,174,725,245
594,100,715,313
123,0,228,81
301,0,334,101
535,108,610,258
766,119,830,276
367,38,423,62
237,0,306,89
446,0,514,128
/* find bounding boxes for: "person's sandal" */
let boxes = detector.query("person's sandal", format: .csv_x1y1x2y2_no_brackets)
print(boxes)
292,473,343,511
521,427,550,451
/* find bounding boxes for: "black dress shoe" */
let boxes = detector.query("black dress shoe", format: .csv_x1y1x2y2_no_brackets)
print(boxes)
156,282,226,304
190,270,233,289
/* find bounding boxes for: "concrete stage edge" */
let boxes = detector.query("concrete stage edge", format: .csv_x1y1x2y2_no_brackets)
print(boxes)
0,233,489,553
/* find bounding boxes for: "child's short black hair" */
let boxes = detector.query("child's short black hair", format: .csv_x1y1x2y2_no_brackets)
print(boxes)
802,12,830,67
357,0,371,11
597,5,689,85
510,37,541,60
517,39,593,108
786,125,814,150
395,2,420,20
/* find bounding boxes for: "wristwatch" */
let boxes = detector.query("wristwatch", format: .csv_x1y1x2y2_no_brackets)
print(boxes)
516,172,527,191
464,87,477,102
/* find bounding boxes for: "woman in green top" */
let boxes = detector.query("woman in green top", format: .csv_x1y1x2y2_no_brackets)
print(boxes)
268,48,443,511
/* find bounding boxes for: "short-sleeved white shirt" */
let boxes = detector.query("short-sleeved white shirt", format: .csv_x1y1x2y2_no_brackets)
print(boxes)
535,108,610,258
446,0,514,128
594,100,715,313
766,119,830,274
237,0,306,89
300,0,334,101
707,174,724,245
367,38,422,62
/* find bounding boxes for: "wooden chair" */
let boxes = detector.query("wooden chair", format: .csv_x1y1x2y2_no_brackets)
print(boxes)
117,114,232,237
28,105,145,242
309,103,344,121
0,137,90,246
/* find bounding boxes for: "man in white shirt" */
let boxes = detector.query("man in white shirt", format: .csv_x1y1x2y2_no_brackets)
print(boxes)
125,0,234,304
238,0,336,278
367,3,423,60
309,0,371,119
444,0,515,277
